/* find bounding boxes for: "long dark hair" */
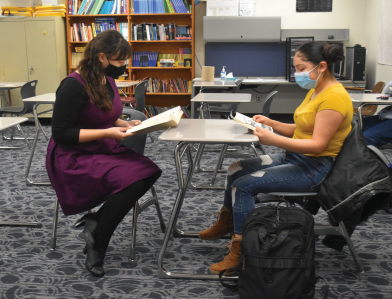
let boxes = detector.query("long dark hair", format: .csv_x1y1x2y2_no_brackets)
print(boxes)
296,41,343,73
77,30,130,111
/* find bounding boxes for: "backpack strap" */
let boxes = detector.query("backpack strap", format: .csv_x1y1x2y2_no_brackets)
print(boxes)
245,256,307,269
259,227,289,249
316,275,329,299
218,268,238,292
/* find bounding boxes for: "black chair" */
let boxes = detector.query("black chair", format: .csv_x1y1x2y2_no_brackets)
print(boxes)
50,110,165,261
0,80,48,146
122,80,154,143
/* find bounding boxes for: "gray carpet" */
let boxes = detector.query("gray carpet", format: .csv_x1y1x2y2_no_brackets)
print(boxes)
0,123,392,299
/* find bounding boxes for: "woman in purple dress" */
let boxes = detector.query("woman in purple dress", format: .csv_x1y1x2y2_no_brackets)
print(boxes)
46,30,161,277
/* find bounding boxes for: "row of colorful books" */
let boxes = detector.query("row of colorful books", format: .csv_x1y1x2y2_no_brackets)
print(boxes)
132,0,191,14
69,0,127,15
147,78,191,93
71,19,128,42
132,23,191,41
143,105,191,119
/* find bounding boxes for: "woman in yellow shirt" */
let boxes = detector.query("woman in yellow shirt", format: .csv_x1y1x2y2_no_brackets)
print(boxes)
199,41,353,275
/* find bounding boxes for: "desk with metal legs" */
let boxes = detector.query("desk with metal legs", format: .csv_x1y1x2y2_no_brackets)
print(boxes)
350,93,392,128
0,82,26,107
190,93,255,189
157,119,258,280
115,80,140,97
0,117,42,228
0,117,30,149
23,93,55,186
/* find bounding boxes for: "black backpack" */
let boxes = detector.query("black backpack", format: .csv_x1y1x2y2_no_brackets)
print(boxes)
226,202,318,299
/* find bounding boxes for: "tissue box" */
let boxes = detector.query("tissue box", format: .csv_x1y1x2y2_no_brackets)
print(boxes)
225,77,238,81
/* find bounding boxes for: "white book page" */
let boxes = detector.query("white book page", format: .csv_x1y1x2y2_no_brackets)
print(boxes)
126,106,181,133
234,112,273,132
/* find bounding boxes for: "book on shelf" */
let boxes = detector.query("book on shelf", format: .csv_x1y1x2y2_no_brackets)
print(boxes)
69,0,127,15
141,105,190,119
132,0,191,14
132,51,159,67
126,106,183,135
179,48,192,54
146,77,191,93
132,23,173,41
130,0,193,14
71,52,84,67
71,18,128,41
233,112,273,132
156,53,191,67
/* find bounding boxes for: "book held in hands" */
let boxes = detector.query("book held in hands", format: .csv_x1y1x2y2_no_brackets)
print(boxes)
233,112,273,132
126,106,183,135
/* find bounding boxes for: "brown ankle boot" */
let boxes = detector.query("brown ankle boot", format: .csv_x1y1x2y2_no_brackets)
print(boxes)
210,236,241,275
198,206,234,240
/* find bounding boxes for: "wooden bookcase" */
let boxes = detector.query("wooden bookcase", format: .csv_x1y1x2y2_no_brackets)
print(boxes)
65,1,195,107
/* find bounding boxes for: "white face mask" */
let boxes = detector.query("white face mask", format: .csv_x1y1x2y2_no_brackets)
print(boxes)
294,64,322,89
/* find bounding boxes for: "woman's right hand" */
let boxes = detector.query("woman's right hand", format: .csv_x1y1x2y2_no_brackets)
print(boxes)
253,115,273,127
104,127,135,140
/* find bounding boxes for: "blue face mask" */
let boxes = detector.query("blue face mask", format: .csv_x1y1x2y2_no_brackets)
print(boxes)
294,64,322,90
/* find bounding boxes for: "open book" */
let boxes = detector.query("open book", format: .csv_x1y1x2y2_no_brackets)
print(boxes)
233,112,273,132
126,106,183,135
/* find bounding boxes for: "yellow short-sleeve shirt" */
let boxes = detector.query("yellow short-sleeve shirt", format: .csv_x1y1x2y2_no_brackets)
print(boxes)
292,83,353,157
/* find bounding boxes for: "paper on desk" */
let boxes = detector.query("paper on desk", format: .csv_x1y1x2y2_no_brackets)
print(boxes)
243,78,281,83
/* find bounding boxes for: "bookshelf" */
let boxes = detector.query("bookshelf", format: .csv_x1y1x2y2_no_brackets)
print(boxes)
65,1,195,107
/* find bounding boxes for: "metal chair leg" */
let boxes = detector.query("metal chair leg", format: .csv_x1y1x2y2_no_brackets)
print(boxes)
38,121,49,141
50,197,60,250
129,202,139,261
338,221,364,273
151,186,166,233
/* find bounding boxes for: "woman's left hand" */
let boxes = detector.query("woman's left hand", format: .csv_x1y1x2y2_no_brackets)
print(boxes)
253,127,276,145
126,120,142,128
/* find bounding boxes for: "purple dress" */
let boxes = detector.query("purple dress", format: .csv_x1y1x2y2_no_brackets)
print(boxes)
46,72,161,216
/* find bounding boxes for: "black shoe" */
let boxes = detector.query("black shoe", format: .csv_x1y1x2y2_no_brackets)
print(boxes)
75,212,98,229
322,235,347,251
81,229,105,277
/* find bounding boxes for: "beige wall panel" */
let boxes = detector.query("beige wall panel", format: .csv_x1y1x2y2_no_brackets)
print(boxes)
25,20,58,116
0,21,29,106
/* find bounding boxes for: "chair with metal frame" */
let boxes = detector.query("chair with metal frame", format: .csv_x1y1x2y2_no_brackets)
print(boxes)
50,109,165,261
353,81,385,116
0,80,48,147
122,79,154,142
192,90,279,189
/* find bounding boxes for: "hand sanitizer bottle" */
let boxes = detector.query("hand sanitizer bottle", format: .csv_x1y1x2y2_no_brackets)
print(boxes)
220,66,226,81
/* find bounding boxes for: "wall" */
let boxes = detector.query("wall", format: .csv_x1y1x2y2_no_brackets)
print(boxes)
195,0,370,113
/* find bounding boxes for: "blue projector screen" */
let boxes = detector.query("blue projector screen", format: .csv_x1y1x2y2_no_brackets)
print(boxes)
205,43,286,77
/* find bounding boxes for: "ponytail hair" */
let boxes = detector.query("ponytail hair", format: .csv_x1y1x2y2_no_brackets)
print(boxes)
296,41,344,73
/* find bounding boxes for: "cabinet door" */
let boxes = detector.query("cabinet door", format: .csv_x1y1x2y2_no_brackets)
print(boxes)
0,21,29,106
25,20,58,95
25,20,58,116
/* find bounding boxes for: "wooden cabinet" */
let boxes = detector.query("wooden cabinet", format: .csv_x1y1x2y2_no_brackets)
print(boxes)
66,1,195,107
0,17,67,117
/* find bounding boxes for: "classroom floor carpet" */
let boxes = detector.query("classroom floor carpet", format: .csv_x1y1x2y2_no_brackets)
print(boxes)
0,123,392,299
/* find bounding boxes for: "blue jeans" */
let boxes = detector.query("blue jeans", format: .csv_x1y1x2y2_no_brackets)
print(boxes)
362,115,392,147
223,152,333,234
